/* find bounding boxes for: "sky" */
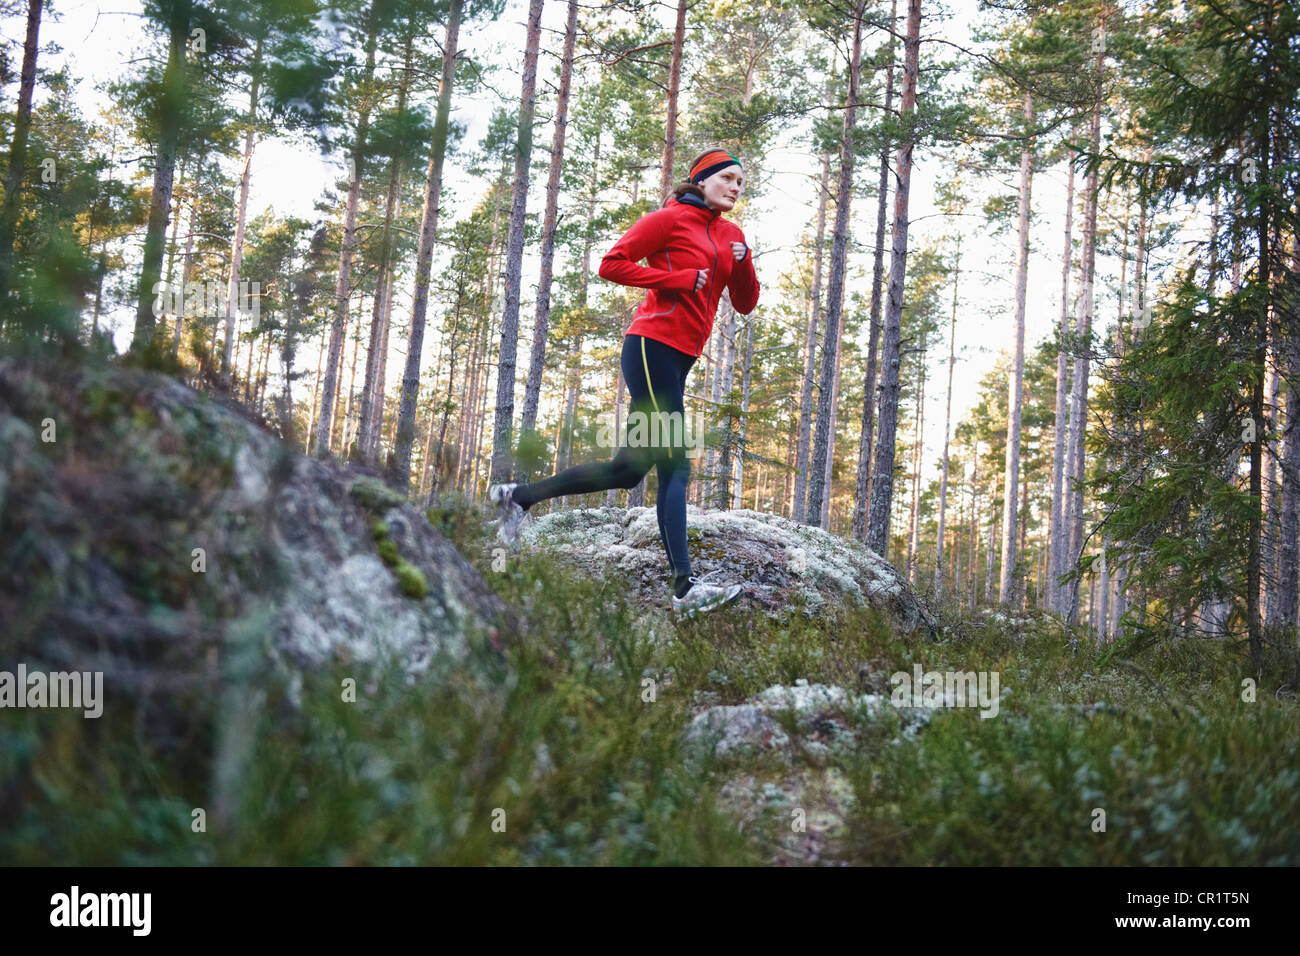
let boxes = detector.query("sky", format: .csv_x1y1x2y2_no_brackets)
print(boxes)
15,0,1209,496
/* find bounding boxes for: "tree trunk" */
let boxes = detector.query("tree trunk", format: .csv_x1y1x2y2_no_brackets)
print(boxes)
864,0,922,557
520,0,579,468
659,0,688,203
734,318,756,509
1049,135,1077,614
1065,35,1105,627
852,0,897,542
490,0,545,485
984,476,999,605
390,0,463,490
794,147,832,523
315,6,379,456
934,231,960,598
305,328,327,454
0,0,42,309
821,302,847,529
223,37,263,381
1277,282,1300,629
968,447,980,610
172,143,205,354
906,334,927,583
806,0,867,525
357,35,413,466
999,90,1034,605
132,0,190,353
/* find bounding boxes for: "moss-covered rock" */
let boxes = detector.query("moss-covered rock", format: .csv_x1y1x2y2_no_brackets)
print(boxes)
519,505,939,638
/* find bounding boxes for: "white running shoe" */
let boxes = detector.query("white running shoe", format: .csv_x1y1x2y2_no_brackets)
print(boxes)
672,569,743,618
488,482,528,548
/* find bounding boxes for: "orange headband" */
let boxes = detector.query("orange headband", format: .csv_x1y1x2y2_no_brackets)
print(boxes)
689,149,742,183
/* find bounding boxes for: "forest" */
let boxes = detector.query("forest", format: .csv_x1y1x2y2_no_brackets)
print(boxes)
0,0,1298,869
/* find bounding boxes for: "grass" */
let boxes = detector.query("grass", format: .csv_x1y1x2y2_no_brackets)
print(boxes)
2,494,1298,865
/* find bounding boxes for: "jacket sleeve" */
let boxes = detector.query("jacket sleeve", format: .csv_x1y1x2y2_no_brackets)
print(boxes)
598,208,700,293
728,234,760,314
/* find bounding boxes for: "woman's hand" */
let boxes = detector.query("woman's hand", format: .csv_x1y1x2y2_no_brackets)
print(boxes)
731,241,747,262
694,268,709,291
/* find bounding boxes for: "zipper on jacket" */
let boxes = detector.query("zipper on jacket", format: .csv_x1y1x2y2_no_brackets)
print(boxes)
699,218,718,356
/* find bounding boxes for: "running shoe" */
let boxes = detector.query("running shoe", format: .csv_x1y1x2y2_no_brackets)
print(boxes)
488,482,528,548
672,569,744,618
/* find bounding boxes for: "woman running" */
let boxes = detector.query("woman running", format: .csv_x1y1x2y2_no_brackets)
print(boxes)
488,148,760,617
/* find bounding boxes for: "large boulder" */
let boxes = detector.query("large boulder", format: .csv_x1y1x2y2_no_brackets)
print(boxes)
0,358,516,704
517,505,938,638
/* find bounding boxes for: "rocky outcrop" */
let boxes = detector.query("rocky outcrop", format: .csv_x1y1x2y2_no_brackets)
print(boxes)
0,359,516,703
517,505,939,638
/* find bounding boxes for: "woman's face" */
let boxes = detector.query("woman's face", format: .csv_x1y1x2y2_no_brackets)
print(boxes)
700,165,743,211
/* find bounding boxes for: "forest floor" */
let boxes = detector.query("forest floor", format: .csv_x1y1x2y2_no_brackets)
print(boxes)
5,491,1299,865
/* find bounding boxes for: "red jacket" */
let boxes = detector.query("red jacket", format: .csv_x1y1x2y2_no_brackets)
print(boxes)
598,193,760,358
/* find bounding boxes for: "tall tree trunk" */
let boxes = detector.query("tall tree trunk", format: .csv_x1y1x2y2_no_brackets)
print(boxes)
906,336,927,584
733,318,755,508
520,0,579,468
222,37,263,380
390,0,462,491
132,0,190,353
1277,256,1300,629
173,143,206,354
489,0,545,485
820,303,846,528
794,147,832,523
852,0,897,542
315,5,379,456
984,475,999,605
358,34,413,465
1264,338,1280,623
305,328,326,454
1065,33,1106,627
967,446,980,610
1049,136,1077,614
659,0,688,203
716,305,738,507
806,0,867,525
0,0,42,310
999,90,1034,604
864,0,922,557
425,281,464,500
934,231,960,598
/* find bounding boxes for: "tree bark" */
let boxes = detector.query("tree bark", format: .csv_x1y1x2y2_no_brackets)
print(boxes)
851,0,897,542
1049,137,1077,614
490,0,546,485
315,4,378,456
659,0,688,204
934,230,960,598
794,147,832,523
864,0,921,557
358,35,413,466
0,0,42,309
520,0,579,467
734,318,756,508
389,0,462,490
223,37,263,380
806,0,867,526
132,0,190,354
999,90,1034,604
1065,48,1104,628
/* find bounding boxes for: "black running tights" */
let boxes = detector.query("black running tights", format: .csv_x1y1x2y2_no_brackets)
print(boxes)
511,334,697,588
